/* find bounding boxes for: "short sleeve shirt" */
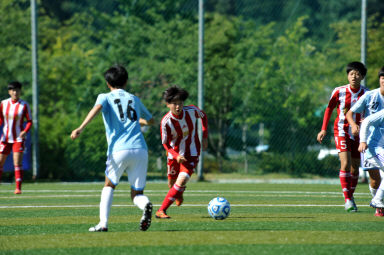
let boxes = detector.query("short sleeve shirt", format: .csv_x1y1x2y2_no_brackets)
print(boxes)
350,88,384,117
95,89,152,155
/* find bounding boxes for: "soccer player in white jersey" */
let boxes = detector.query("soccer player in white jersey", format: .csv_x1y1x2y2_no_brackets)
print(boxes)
71,65,154,231
358,107,384,210
346,66,384,216
317,62,368,212
0,81,32,194
155,86,208,219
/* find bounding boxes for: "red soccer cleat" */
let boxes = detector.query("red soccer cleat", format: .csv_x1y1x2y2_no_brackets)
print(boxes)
374,208,384,217
14,189,22,195
155,210,171,219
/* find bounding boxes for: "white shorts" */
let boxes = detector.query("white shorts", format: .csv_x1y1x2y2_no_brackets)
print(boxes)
105,149,148,190
361,153,384,170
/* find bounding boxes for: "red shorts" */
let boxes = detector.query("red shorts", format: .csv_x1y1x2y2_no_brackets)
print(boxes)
167,156,199,180
0,142,25,155
334,136,360,158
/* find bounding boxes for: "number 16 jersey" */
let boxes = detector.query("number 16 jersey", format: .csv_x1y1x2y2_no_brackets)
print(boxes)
95,89,152,155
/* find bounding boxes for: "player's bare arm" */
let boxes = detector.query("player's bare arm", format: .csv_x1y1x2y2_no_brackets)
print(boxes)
317,130,326,144
346,110,359,136
139,118,155,126
70,104,102,140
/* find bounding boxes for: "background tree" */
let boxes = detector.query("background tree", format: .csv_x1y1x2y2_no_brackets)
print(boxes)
0,0,31,99
1,0,384,179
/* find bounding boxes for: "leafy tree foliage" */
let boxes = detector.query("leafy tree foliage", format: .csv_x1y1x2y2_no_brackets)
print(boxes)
1,0,384,178
0,0,31,100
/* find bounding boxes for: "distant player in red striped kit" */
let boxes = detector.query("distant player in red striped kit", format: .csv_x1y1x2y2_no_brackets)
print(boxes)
317,62,368,212
0,81,32,194
156,86,208,219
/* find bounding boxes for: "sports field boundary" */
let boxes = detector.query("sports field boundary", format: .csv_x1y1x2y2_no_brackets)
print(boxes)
0,178,343,186
0,203,371,209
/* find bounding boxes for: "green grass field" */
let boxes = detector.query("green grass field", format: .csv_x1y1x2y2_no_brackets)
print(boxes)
0,181,383,255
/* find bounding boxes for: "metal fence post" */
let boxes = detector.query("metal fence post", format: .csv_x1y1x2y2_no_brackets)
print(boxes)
31,0,39,179
197,0,205,181
361,0,367,86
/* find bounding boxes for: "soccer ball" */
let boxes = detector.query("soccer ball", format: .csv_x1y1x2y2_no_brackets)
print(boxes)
208,197,230,220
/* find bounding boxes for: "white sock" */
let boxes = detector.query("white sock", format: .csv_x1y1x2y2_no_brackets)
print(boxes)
99,186,114,228
373,180,384,202
133,194,150,210
369,186,377,198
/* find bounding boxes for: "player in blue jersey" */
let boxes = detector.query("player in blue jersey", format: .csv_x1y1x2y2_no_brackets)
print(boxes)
71,65,154,231
347,66,384,216
359,108,384,210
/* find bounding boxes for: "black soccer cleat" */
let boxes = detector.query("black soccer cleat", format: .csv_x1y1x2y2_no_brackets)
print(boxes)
140,202,153,231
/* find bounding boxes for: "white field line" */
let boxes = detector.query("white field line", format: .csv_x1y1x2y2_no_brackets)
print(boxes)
0,203,371,209
0,189,371,196
0,194,372,199
0,190,372,199
0,190,372,208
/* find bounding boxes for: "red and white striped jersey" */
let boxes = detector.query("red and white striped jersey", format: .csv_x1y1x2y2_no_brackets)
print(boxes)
321,84,368,138
161,105,208,159
0,98,32,143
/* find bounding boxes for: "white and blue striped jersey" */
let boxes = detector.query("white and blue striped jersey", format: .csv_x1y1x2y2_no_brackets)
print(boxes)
95,89,152,155
350,88,384,117
360,109,384,159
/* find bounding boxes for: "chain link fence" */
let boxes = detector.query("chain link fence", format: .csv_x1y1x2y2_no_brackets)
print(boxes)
2,0,384,181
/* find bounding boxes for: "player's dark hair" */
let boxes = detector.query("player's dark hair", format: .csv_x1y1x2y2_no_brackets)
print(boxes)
104,65,128,88
7,81,22,90
346,61,367,78
163,85,189,103
378,66,384,78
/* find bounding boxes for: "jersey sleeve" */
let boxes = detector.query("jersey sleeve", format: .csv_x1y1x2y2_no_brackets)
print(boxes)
197,108,208,139
160,119,179,159
321,88,339,131
137,97,152,121
95,94,108,108
190,105,208,138
160,120,168,145
360,109,384,142
22,102,33,133
0,102,3,127
350,93,368,113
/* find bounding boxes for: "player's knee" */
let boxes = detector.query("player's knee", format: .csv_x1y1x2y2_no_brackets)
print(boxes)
168,178,176,189
104,181,116,189
339,162,350,171
176,172,190,187
351,163,360,172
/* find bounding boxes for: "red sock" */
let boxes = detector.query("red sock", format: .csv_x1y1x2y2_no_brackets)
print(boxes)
14,166,23,190
349,173,359,198
339,170,351,201
159,184,185,212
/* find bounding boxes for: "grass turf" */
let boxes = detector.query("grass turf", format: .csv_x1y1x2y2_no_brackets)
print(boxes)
0,181,383,254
